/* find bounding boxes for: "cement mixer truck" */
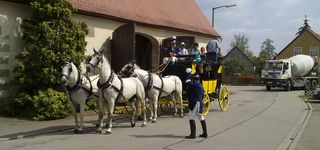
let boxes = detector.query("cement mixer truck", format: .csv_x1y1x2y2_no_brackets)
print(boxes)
260,54,320,91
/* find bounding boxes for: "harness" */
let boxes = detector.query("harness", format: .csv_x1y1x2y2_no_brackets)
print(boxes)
64,68,98,113
98,70,136,103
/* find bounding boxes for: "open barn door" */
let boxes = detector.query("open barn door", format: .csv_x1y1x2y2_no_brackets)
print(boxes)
111,22,135,72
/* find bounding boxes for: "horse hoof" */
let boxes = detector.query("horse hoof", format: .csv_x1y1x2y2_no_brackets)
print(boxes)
141,124,147,127
105,131,112,135
76,130,84,134
152,120,157,123
96,131,102,134
73,129,78,133
131,123,136,127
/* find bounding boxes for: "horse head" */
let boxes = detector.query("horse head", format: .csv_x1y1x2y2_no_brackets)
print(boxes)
119,60,137,77
60,60,73,86
86,48,103,73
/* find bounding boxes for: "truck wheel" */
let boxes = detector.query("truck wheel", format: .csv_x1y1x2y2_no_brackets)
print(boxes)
266,86,271,91
311,80,318,91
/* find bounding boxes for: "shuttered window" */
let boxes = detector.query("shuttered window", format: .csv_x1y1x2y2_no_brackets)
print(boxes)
310,46,319,57
293,47,302,55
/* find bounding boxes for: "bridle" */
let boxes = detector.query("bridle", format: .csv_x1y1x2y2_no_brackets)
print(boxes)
88,52,103,69
61,61,73,79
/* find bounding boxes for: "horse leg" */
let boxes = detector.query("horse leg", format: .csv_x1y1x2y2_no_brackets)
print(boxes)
150,94,158,123
77,103,85,134
173,95,178,117
141,97,147,127
105,100,114,134
71,104,79,133
177,94,184,118
129,101,136,127
148,99,154,121
96,97,104,134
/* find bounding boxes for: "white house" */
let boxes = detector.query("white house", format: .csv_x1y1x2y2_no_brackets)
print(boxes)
0,0,220,103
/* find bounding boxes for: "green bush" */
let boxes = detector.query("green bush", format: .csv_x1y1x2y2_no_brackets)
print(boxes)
5,0,87,120
5,89,71,121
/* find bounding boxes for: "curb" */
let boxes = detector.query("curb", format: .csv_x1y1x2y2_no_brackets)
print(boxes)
276,97,312,150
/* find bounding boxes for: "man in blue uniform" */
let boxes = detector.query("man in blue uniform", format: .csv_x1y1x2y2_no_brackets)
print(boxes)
185,70,208,139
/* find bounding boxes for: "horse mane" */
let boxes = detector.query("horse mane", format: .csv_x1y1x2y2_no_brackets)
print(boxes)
132,62,141,69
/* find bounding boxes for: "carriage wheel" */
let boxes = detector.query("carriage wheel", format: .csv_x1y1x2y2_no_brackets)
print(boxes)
202,93,210,116
218,86,229,111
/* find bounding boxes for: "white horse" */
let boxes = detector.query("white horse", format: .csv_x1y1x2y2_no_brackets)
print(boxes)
120,61,184,122
86,49,147,134
60,61,99,133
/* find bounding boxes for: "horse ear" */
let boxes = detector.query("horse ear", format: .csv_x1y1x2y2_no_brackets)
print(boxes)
93,48,97,54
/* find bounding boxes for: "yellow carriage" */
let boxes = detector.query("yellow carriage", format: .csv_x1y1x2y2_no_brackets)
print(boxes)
160,56,229,115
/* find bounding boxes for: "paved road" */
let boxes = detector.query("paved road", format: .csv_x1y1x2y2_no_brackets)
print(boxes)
0,86,308,150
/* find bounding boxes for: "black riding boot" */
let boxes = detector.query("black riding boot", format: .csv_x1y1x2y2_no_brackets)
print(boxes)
185,120,196,139
199,120,208,138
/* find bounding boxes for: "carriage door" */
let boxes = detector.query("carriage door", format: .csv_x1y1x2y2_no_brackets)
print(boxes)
111,22,135,72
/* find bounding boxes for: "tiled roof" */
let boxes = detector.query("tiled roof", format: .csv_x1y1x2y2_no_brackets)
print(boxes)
69,0,219,37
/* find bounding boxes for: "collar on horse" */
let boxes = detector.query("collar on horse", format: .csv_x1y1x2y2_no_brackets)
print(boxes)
66,68,83,92
98,70,133,103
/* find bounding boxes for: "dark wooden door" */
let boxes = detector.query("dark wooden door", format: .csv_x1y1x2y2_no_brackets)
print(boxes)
111,22,135,72
135,34,152,70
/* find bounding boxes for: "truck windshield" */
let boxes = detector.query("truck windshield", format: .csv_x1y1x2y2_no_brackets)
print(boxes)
263,62,283,71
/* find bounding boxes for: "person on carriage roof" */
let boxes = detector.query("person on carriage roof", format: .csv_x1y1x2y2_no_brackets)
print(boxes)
185,70,208,139
169,38,181,56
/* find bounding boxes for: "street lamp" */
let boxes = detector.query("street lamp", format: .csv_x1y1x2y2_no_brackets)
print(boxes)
212,4,236,27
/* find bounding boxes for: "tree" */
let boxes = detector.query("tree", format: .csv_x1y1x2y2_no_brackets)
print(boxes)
230,33,254,60
230,33,249,52
223,59,244,76
255,39,276,75
296,15,311,35
6,0,88,120
259,39,276,60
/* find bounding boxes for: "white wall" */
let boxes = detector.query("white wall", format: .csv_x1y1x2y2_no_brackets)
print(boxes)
0,1,30,99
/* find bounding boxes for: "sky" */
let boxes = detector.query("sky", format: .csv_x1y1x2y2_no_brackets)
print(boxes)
196,0,320,56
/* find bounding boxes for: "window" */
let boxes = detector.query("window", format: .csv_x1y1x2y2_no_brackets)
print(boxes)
293,47,302,55
0,44,10,52
0,69,10,78
310,47,319,57
0,56,9,64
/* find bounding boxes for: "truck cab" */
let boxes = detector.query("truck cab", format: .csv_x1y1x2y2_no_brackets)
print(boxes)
260,60,292,91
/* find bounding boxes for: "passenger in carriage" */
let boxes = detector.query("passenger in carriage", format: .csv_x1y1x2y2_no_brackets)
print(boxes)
190,43,201,63
162,49,178,64
180,42,189,55
169,39,181,56
206,38,221,62
185,71,208,139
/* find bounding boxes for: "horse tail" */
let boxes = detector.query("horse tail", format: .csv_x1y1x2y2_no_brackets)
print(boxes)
174,76,183,96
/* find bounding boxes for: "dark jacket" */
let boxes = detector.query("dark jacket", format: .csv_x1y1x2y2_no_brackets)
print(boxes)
186,80,204,111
